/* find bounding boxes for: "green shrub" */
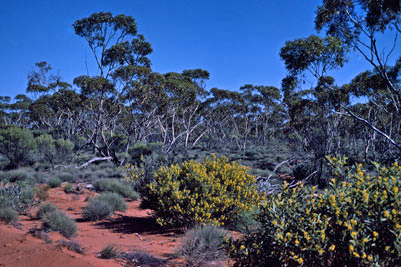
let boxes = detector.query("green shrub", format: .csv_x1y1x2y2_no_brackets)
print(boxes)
41,210,77,238
230,158,401,266
99,244,119,259
93,179,138,199
1,170,30,183
48,177,61,188
96,192,127,212
63,183,79,194
140,155,263,227
58,173,76,183
0,208,18,223
0,183,35,212
0,126,37,168
179,225,228,266
36,202,58,219
82,198,113,221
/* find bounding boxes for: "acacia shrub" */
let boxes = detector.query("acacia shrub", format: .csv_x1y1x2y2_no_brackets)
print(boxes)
230,158,401,266
140,155,263,227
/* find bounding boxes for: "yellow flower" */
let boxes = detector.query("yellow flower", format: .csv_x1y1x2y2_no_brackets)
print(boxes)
373,231,379,238
367,255,373,261
349,245,354,252
353,252,360,258
297,257,303,264
385,246,391,251
351,231,357,238
295,240,300,245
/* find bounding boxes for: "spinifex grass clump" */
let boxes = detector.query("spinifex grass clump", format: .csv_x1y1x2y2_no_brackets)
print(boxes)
141,154,264,227
230,157,401,266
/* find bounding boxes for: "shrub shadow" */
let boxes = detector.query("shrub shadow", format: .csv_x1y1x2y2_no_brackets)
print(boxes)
94,215,183,235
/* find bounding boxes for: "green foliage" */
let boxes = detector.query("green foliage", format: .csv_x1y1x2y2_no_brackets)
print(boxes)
230,159,401,266
36,202,58,219
41,210,77,238
0,183,35,212
0,169,31,183
93,179,138,199
0,127,37,168
47,177,61,188
36,134,74,167
140,155,264,227
0,208,18,223
95,192,127,212
82,198,113,221
63,183,79,194
99,244,119,259
178,225,228,266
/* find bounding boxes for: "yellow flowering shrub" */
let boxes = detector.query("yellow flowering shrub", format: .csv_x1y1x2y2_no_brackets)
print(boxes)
141,155,263,227
230,157,401,266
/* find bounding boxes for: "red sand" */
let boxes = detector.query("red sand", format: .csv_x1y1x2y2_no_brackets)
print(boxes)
0,187,188,267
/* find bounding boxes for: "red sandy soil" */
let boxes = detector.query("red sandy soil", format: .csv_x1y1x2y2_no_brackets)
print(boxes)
0,186,204,267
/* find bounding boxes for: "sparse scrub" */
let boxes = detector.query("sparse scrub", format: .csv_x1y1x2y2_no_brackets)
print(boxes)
0,183,35,212
35,185,50,201
96,192,127,212
82,198,113,221
63,183,79,194
93,179,138,199
0,207,18,223
41,210,77,238
58,173,76,183
47,177,61,188
99,244,119,259
179,225,228,266
36,202,58,219
58,240,84,254
120,251,166,267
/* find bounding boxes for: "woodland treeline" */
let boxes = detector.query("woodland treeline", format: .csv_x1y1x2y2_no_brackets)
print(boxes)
1,1,400,184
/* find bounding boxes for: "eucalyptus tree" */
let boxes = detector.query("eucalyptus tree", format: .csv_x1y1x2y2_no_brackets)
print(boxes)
280,35,349,176
73,12,152,163
156,69,210,152
315,0,401,150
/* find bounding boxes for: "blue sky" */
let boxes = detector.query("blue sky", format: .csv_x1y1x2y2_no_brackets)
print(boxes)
0,0,385,99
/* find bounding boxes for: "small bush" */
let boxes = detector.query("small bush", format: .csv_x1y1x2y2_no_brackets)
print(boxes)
141,155,264,227
36,202,58,219
58,240,84,254
0,208,18,223
93,179,138,199
63,183,79,194
82,198,113,221
99,244,119,259
0,183,35,212
2,170,30,183
58,173,76,183
179,225,228,266
96,192,127,212
35,185,49,201
120,251,166,267
48,177,61,188
41,210,77,238
230,158,401,266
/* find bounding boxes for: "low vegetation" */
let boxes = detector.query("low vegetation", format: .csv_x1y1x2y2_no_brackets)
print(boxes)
41,210,77,238
178,225,228,266
82,198,113,221
0,207,18,223
99,244,119,259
